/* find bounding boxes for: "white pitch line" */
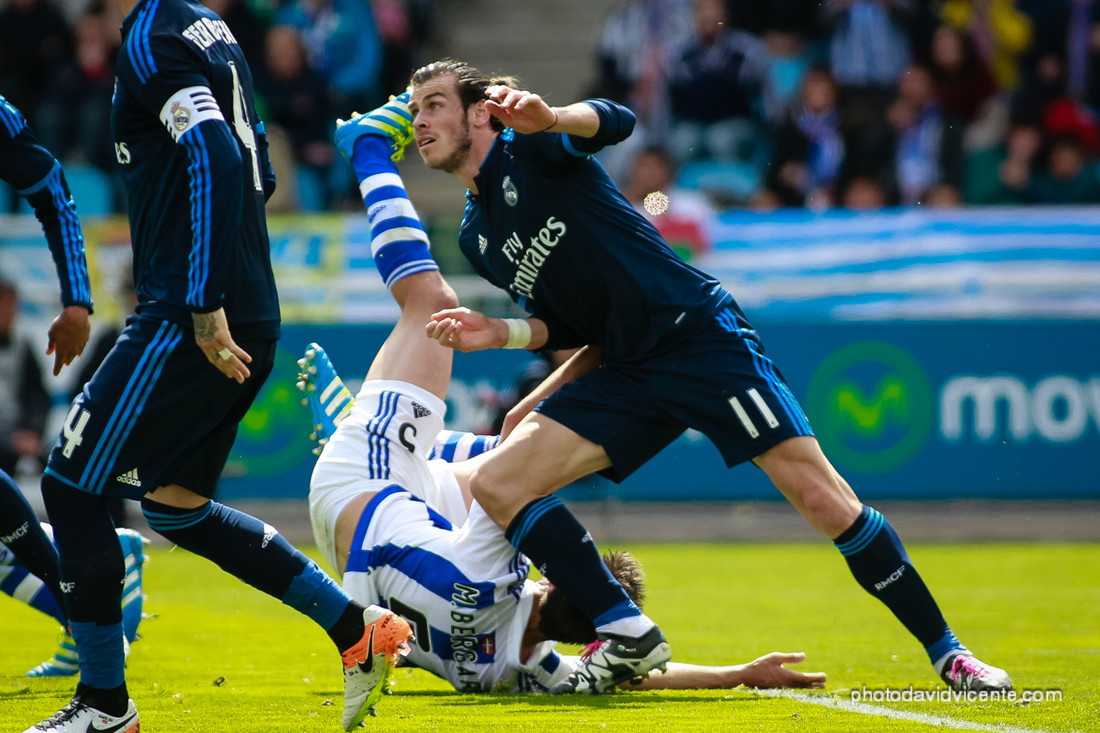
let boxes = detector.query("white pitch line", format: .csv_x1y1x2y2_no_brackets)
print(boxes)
756,689,1068,733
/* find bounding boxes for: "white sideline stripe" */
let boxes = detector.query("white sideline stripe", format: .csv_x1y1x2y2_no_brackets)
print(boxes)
756,689,1067,733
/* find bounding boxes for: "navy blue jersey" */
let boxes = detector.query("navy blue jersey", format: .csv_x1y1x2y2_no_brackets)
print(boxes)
112,0,278,337
0,95,93,310
458,101,730,358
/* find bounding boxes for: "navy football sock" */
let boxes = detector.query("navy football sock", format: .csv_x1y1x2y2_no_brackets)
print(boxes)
835,505,967,663
0,470,66,623
141,497,357,645
40,475,127,692
505,496,641,628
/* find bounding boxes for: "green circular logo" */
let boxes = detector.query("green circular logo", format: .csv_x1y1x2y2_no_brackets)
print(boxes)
806,341,933,474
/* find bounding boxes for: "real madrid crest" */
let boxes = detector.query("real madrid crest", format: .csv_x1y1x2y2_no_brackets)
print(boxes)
502,176,518,207
171,102,192,132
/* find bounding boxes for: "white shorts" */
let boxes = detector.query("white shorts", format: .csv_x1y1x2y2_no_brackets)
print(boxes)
309,379,455,571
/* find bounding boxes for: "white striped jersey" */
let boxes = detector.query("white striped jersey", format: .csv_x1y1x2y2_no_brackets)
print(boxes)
312,380,578,692
342,485,580,693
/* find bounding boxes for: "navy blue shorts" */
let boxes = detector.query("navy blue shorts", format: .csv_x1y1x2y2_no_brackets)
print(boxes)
536,305,813,482
45,316,276,499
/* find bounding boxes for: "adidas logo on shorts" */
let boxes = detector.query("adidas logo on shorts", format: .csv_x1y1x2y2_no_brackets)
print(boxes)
411,402,432,418
116,468,142,488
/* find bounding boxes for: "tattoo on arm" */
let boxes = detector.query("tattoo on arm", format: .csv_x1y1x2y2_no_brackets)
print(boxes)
193,311,217,341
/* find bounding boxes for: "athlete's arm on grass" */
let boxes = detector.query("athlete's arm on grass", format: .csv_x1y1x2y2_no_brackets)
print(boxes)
500,345,602,439
618,652,826,691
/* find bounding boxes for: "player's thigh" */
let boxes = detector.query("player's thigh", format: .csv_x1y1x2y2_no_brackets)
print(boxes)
752,436,861,535
157,337,276,497
468,412,612,513
47,318,272,498
534,367,686,483
655,326,815,470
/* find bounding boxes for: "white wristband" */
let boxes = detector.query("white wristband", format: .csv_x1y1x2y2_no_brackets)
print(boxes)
503,318,532,349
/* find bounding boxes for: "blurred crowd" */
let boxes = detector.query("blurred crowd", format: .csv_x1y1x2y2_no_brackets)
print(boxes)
2,0,1100,214
0,0,435,211
607,0,1100,212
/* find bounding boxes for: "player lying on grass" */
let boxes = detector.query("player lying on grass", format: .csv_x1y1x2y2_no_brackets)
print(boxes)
301,343,826,695
0,476,147,677
295,102,826,702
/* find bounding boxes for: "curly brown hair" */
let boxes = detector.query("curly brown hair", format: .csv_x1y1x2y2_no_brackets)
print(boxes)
536,550,647,644
409,58,519,133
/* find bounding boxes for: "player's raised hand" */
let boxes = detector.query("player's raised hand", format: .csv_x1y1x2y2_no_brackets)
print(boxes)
426,307,507,352
484,85,557,134
46,305,91,375
735,652,826,690
192,307,252,383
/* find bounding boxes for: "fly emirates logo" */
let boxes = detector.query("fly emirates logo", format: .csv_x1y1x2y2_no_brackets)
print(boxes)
501,216,566,298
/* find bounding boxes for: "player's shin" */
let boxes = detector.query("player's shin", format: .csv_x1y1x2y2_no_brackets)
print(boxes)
140,496,362,647
834,505,965,659
505,495,651,636
41,475,129,716
0,470,66,623
349,136,438,289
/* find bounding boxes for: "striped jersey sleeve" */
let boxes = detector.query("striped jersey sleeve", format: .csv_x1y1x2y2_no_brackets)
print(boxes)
429,430,501,462
0,95,93,310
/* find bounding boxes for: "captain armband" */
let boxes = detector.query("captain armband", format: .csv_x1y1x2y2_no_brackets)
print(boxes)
502,318,533,349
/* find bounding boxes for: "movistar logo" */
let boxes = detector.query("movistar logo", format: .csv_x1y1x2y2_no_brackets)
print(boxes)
833,377,910,436
807,342,933,473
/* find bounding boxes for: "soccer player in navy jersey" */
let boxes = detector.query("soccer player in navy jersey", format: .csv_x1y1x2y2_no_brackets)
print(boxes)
22,1,411,731
301,102,825,698
401,59,1012,695
0,94,92,376
0,93,109,678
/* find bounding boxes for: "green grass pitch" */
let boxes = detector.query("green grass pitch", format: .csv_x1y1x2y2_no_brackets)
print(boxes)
3,541,1097,732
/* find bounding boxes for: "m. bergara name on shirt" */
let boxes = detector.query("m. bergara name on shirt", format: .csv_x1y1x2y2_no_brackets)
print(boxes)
182,17,238,51
452,582,483,686
502,216,567,298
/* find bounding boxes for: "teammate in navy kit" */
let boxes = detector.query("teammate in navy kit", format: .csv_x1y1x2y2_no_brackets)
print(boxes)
0,93,125,680
403,59,1012,695
23,2,411,732
0,94,92,377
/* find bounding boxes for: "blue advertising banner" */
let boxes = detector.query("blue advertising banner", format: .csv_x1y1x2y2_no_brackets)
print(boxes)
219,321,1100,501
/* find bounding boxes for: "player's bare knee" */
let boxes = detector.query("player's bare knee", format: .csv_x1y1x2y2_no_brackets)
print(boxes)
796,477,860,536
143,484,208,509
468,468,526,529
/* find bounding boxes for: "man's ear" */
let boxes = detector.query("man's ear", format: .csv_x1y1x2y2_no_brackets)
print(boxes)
470,98,492,129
